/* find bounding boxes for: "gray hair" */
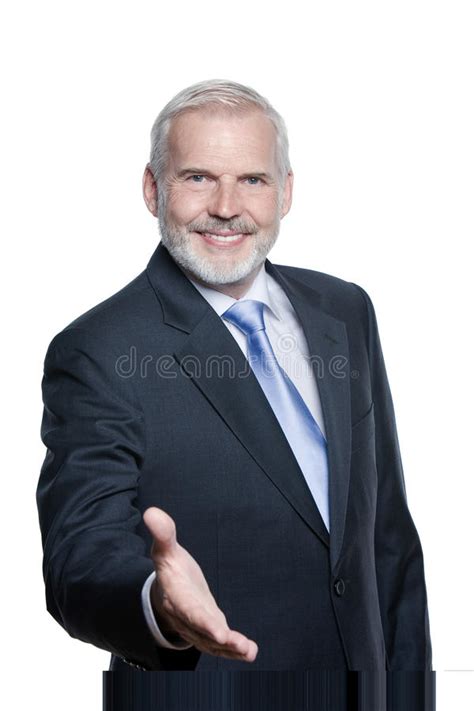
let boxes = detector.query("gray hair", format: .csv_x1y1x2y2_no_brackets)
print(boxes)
149,79,291,187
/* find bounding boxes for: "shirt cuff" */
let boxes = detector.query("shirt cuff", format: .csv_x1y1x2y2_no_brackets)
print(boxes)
141,571,193,650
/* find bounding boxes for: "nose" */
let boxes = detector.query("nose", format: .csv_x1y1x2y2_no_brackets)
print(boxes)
207,180,242,220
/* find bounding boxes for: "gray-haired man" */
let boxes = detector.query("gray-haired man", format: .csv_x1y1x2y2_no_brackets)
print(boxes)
37,79,432,672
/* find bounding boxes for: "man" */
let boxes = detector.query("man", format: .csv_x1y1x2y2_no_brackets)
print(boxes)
37,79,432,672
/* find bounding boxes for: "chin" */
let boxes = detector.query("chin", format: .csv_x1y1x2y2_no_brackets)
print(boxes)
187,253,260,286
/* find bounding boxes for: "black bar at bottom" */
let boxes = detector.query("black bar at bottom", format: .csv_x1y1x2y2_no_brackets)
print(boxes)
103,670,435,711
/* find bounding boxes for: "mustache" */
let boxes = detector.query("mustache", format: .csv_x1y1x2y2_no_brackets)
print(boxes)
187,219,258,235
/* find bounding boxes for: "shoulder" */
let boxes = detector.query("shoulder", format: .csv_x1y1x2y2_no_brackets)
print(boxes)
46,271,159,342
45,270,158,357
272,262,373,320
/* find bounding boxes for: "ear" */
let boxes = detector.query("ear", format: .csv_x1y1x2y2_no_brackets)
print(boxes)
280,170,294,218
143,164,158,217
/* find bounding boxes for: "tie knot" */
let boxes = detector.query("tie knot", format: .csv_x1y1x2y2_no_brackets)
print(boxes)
222,299,266,336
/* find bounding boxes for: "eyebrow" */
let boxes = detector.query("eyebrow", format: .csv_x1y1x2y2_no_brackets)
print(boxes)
177,168,274,180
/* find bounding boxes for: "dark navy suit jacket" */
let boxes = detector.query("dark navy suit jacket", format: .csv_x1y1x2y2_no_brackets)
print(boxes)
37,242,432,671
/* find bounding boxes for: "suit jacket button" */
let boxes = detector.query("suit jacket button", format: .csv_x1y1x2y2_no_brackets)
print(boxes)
334,578,345,596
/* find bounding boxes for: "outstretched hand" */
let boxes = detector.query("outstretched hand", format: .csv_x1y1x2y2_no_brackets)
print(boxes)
143,506,259,662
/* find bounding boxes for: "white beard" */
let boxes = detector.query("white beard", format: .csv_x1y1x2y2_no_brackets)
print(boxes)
157,190,280,286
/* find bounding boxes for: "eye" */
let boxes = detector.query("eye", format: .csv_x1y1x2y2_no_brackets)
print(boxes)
246,176,262,185
189,175,206,183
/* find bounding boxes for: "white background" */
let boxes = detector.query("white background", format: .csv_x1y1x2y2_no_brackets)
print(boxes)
1,1,473,708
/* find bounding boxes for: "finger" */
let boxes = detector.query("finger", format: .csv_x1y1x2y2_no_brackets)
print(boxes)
221,644,258,662
172,623,258,662
195,635,259,662
143,507,178,557
224,629,259,661
169,600,230,644
169,616,258,661
172,604,258,660
205,646,258,662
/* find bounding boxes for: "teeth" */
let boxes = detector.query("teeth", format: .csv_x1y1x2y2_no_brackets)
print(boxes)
203,232,243,242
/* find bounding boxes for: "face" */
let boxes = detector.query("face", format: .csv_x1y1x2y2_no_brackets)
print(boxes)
143,108,293,295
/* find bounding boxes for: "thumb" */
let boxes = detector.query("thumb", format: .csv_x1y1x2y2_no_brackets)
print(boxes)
143,506,178,557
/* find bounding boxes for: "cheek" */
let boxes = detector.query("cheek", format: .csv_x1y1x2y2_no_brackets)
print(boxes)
247,193,281,225
167,189,208,224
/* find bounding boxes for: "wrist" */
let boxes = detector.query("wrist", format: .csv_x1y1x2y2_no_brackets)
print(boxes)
141,571,192,650
150,581,176,635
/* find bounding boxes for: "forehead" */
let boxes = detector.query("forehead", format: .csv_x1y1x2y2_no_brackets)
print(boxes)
167,108,278,173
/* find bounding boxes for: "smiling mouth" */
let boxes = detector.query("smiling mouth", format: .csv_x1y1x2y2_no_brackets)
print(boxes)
196,231,249,245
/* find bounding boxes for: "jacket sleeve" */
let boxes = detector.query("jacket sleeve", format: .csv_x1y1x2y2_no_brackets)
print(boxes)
36,327,199,670
354,285,433,671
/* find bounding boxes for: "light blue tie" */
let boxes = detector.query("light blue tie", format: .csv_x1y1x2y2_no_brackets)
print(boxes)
223,299,330,532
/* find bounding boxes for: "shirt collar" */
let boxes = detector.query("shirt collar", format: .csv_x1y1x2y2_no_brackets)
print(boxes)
186,262,283,321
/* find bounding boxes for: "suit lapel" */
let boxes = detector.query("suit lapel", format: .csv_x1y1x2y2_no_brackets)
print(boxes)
264,261,352,572
146,243,351,572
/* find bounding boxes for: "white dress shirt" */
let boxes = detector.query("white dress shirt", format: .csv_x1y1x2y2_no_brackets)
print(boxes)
141,261,327,650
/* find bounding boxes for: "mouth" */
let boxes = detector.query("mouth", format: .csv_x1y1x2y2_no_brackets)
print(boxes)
195,231,250,248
